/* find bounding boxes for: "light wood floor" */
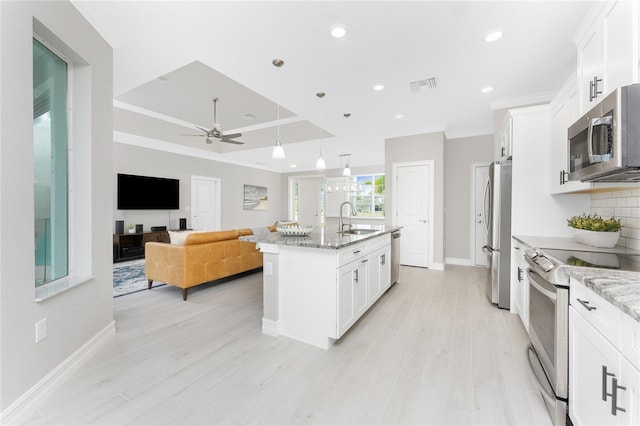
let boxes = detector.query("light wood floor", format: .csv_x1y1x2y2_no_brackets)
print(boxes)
11,265,552,425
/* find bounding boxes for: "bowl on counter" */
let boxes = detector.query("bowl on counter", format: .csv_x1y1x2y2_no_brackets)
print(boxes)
276,224,314,236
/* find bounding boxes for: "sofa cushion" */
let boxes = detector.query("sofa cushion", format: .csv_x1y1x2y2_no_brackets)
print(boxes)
184,230,240,245
168,230,204,246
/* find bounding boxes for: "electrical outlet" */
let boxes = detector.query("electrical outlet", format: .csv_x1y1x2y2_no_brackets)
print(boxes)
35,318,47,343
264,261,273,276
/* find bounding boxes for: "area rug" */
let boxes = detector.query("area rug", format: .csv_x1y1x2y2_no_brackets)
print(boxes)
113,259,165,298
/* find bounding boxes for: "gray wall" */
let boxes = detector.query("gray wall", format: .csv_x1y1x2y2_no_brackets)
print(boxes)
385,132,445,266
114,143,284,231
444,135,494,261
1,1,113,412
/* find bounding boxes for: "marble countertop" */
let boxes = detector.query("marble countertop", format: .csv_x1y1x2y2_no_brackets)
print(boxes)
568,268,640,322
514,235,640,323
240,225,401,250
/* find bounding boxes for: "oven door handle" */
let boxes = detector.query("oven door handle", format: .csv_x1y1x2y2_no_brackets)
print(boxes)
528,269,557,301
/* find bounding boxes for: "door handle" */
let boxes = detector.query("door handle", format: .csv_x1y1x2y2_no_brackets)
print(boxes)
577,298,596,312
602,365,615,401
476,220,482,224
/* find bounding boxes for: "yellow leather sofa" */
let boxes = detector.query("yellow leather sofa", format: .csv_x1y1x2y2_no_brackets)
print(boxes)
145,227,272,300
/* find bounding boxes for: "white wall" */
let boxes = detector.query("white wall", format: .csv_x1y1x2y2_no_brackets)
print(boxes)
444,135,494,262
385,132,445,266
114,143,285,231
1,1,113,413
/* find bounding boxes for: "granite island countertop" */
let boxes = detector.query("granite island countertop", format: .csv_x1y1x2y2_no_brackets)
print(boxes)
240,225,401,250
513,235,640,323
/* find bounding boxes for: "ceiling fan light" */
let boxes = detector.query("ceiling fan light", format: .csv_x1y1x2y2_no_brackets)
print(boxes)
272,140,285,159
315,152,326,169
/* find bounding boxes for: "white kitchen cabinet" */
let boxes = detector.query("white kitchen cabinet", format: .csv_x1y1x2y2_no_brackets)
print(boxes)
499,114,513,160
510,240,529,332
336,234,391,339
368,245,391,305
550,75,592,194
337,258,368,338
576,0,638,114
569,278,640,426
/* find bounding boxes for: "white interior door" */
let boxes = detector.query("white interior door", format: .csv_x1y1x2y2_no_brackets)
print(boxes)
473,165,490,267
191,175,220,231
394,163,431,268
293,177,323,226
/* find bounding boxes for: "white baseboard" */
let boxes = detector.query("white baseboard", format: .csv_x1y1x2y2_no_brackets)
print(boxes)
0,321,116,423
261,318,280,337
430,262,445,271
445,257,472,266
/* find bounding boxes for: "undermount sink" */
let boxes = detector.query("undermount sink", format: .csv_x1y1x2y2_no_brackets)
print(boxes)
339,228,379,235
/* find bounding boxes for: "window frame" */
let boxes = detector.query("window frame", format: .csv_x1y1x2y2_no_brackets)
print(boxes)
33,30,92,302
348,173,385,219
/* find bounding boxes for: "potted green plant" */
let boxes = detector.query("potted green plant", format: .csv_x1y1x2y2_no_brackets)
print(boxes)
567,213,622,248
127,223,136,234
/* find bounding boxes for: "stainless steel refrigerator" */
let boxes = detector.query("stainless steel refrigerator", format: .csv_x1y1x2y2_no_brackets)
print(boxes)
482,160,512,309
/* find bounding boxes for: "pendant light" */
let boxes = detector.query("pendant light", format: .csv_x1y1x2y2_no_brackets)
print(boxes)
343,154,352,176
315,149,326,169
271,59,285,159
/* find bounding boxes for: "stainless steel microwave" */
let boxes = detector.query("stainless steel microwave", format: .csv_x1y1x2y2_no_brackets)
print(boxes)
568,84,640,182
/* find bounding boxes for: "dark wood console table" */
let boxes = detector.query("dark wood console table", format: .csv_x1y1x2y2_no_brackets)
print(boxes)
113,230,169,262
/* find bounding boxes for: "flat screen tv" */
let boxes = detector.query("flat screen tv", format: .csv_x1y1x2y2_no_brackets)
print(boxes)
117,173,179,210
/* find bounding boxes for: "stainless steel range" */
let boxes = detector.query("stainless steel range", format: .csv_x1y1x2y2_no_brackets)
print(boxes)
524,247,640,426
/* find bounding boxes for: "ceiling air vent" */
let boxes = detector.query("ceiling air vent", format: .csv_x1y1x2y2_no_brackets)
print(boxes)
409,77,437,92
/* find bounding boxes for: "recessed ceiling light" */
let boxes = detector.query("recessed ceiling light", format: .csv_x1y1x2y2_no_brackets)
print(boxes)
316,92,326,98
331,25,346,38
481,86,494,93
484,31,503,42
373,84,384,91
343,113,351,118
289,164,297,168
395,114,405,119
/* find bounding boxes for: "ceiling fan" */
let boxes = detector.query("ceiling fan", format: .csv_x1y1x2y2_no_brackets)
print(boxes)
190,97,244,145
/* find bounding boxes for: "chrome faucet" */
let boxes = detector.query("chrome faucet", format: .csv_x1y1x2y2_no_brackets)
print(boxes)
339,201,357,233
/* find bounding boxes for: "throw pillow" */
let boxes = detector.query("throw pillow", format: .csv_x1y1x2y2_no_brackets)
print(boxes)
168,230,201,245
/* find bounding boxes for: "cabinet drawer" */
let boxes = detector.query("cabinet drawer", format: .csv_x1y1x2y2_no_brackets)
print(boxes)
570,277,621,349
368,233,390,251
337,241,368,267
621,312,640,371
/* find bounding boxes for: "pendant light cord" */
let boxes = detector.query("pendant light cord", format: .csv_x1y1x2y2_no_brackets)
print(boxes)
276,65,280,142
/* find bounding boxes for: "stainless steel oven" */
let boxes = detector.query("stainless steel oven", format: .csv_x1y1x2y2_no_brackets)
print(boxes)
525,259,569,426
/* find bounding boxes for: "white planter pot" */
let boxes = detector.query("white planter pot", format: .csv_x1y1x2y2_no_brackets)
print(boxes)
128,228,136,234
571,228,620,248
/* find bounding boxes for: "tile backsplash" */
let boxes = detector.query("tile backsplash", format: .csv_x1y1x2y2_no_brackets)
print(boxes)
591,189,640,250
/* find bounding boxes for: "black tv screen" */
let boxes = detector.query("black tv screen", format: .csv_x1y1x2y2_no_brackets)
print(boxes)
117,174,179,210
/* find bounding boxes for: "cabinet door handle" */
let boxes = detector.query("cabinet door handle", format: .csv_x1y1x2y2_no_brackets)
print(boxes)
354,269,359,283
602,365,615,401
361,258,368,264
353,250,361,255
611,377,627,416
590,80,595,102
517,267,523,282
593,76,602,99
560,170,569,185
381,254,385,265
577,298,596,311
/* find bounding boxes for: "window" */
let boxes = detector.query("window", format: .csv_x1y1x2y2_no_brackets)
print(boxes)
33,39,69,287
349,174,385,218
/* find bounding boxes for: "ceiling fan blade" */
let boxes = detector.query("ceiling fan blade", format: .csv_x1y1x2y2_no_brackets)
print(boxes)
220,139,244,145
221,132,242,140
181,134,208,137
195,126,212,134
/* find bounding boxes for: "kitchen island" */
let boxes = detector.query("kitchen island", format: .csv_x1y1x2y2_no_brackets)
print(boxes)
240,225,400,349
